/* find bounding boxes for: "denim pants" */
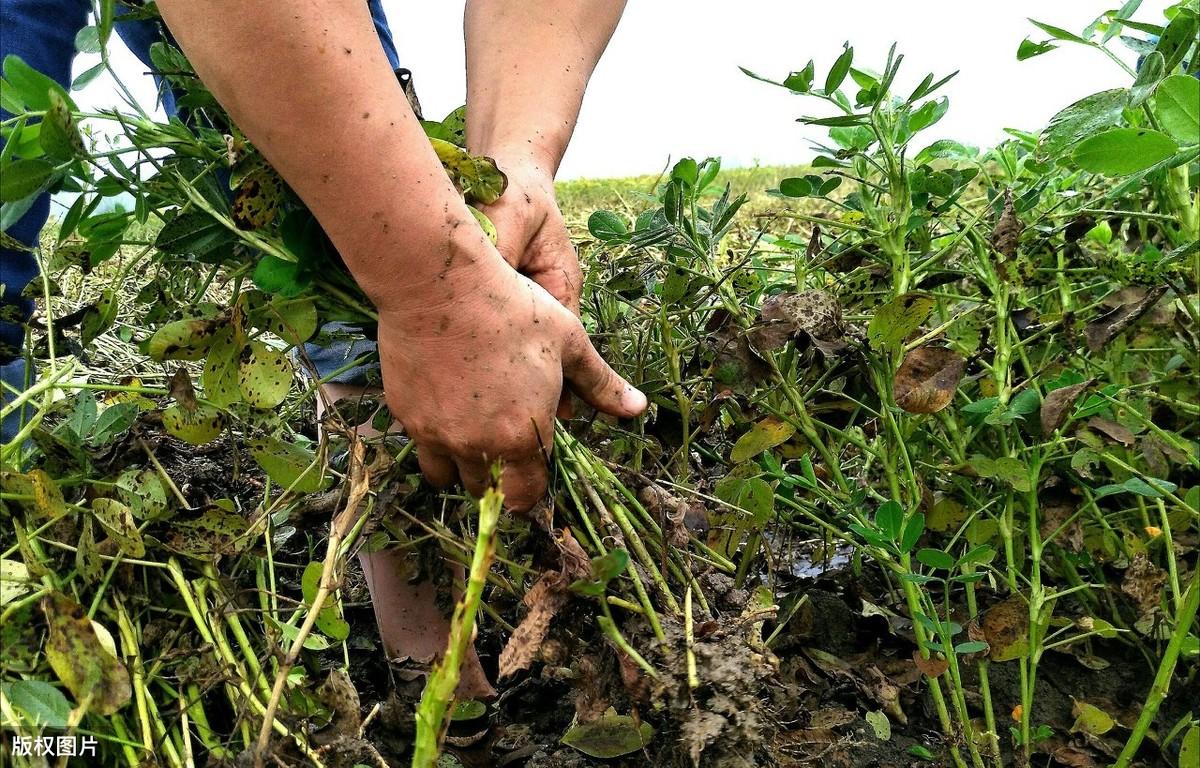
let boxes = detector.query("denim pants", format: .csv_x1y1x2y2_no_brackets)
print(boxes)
0,0,392,440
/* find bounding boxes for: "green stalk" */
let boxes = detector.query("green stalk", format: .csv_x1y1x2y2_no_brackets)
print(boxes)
411,487,501,768
1113,565,1200,768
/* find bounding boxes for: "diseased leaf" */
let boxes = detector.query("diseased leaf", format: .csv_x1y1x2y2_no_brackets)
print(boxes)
981,596,1029,662
238,341,293,409
1040,379,1094,434
230,164,283,230
201,327,245,408
91,498,145,557
166,506,250,558
41,592,131,715
868,293,935,351
893,346,964,414
145,317,221,361
1070,700,1115,736
162,403,225,445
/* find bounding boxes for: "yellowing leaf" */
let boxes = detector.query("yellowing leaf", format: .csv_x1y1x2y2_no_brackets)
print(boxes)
238,341,293,409
1070,699,1115,736
561,709,654,758
867,293,935,351
730,416,796,463
162,403,225,445
145,318,221,361
91,498,145,557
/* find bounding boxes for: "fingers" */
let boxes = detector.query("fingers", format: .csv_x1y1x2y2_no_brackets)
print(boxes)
562,327,648,419
494,457,550,514
417,445,458,489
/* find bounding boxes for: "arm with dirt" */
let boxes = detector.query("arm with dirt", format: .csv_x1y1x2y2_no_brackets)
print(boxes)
153,0,646,509
465,0,628,319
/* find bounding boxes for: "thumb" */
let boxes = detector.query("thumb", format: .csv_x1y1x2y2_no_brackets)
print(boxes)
562,327,647,419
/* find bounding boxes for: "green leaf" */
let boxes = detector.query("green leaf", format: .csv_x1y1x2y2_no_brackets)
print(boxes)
39,90,83,160
244,293,318,346
154,211,235,257
301,561,350,641
875,500,904,542
1154,74,1200,143
0,158,54,202
1180,724,1198,768
730,416,796,463
0,680,72,728
867,293,935,351
1154,8,1199,72
253,254,309,297
900,512,925,553
238,341,293,409
825,45,854,93
916,548,956,571
249,436,327,494
1129,52,1165,107
80,288,118,347
1072,128,1178,175
1028,19,1089,44
865,710,891,741
570,549,630,597
74,26,101,54
1017,38,1057,60
71,61,105,91
588,209,628,241
1070,700,1115,736
3,55,74,111
953,640,989,654
561,710,654,758
451,699,487,722
1039,89,1128,156
89,402,137,447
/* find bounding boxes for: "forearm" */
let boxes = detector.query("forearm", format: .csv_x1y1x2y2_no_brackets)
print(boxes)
156,0,487,311
464,0,626,176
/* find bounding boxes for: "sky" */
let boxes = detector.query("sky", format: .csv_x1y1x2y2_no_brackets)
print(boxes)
74,1,1173,180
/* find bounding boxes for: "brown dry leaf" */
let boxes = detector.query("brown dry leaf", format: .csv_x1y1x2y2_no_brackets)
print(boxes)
863,667,906,724
1041,379,1094,434
991,189,1022,261
1083,285,1168,352
912,650,949,678
1040,476,1084,552
498,573,569,679
981,596,1029,662
892,346,965,414
313,668,362,743
41,592,131,715
1121,553,1166,620
167,367,198,411
1087,417,1135,446
749,289,846,355
809,707,857,729
1051,745,1101,768
708,322,771,394
639,484,690,548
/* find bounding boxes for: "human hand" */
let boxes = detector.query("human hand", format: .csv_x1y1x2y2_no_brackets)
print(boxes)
374,227,645,512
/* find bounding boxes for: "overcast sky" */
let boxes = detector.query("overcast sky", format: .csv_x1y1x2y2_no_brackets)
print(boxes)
76,1,1171,180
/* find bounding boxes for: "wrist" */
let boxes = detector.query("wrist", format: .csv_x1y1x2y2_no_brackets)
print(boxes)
471,137,561,183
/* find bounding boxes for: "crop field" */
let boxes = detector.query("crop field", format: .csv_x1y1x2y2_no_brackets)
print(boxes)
1,3,1198,768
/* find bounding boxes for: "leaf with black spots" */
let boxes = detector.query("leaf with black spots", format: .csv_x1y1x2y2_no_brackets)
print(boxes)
730,416,796,463
230,164,283,230
990,190,1022,260
241,291,317,345
867,293,935,352
91,498,145,557
166,506,251,558
114,468,170,521
80,288,118,347
162,403,224,445
41,592,131,716
145,317,221,361
201,327,245,407
238,341,293,409
39,90,84,160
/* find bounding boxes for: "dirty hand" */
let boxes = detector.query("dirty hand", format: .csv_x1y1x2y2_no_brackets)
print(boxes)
477,160,582,315
374,228,646,512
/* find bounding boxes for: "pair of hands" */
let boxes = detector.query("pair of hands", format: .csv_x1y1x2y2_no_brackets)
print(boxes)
373,161,647,511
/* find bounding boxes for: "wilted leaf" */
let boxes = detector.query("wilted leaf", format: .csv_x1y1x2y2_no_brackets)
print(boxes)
1121,553,1166,620
39,89,84,160
893,346,964,414
468,205,497,244
80,288,118,347
238,341,293,409
430,137,507,204
867,293,935,351
1041,379,1093,434
499,572,571,678
990,190,1022,260
1087,416,1135,446
912,650,948,678
91,498,145,557
750,289,846,354
981,596,1029,662
731,416,796,463
248,435,327,494
562,709,654,758
41,592,131,715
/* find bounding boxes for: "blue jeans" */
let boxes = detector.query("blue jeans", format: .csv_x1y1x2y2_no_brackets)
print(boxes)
0,0,393,440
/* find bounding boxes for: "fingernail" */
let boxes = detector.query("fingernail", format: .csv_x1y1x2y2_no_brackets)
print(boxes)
624,385,648,415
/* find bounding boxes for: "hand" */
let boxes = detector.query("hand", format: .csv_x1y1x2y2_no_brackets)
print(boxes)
477,161,581,315
375,229,646,512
